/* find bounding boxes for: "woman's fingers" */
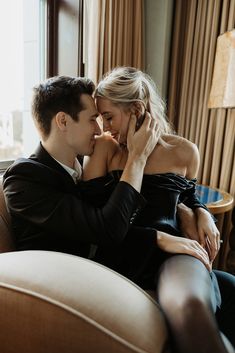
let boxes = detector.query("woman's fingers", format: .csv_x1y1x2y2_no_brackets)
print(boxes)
215,229,221,252
196,208,221,262
127,114,137,139
188,241,211,271
198,228,206,248
205,229,221,261
157,232,211,271
204,233,216,261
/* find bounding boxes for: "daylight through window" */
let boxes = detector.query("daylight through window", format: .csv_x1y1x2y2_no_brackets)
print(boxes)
0,0,46,166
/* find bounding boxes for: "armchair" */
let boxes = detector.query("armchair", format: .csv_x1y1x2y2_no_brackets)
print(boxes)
0,179,169,353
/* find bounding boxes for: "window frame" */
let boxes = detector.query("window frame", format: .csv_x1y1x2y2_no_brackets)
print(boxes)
0,0,84,171
0,0,47,171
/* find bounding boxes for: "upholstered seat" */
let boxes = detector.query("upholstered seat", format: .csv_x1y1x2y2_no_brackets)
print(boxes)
0,178,169,353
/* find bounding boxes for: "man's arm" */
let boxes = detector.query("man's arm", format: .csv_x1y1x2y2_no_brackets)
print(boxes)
3,161,145,248
3,115,159,249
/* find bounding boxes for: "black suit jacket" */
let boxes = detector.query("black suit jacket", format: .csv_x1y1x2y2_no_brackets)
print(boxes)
3,143,157,258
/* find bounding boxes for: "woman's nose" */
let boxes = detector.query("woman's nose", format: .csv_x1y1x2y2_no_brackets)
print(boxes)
95,120,102,135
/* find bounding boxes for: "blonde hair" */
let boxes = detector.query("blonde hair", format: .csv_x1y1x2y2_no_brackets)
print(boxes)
95,67,173,142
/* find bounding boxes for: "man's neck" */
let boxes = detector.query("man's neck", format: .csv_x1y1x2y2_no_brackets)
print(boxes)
42,138,76,169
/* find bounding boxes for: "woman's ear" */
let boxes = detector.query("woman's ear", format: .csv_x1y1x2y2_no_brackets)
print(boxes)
55,112,68,131
130,102,145,118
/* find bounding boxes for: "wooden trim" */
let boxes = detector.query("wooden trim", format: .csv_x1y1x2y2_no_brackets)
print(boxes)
47,0,58,77
77,0,84,76
205,187,234,215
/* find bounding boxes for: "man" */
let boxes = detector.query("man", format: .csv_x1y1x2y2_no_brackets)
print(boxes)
3,75,159,257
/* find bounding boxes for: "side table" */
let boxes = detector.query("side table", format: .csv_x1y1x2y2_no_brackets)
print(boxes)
196,184,233,215
196,184,234,271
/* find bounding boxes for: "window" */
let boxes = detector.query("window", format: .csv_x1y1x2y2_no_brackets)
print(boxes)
0,0,46,169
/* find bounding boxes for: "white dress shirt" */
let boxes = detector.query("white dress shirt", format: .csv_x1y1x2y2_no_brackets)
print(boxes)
54,158,82,183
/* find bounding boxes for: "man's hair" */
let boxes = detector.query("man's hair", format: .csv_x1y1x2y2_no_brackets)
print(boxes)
31,75,95,137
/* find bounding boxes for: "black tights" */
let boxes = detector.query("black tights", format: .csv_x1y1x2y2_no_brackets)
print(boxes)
214,269,235,348
156,255,235,353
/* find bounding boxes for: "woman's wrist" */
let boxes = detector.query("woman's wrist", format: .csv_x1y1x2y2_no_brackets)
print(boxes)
195,207,211,217
120,158,146,192
156,231,169,248
126,152,148,167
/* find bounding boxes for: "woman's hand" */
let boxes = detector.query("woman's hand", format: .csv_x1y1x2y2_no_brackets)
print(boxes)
121,113,160,192
157,231,212,271
127,112,160,161
177,203,199,240
195,207,221,262
177,204,220,262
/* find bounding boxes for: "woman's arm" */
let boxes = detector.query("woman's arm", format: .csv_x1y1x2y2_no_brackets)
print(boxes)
83,134,118,180
183,141,220,261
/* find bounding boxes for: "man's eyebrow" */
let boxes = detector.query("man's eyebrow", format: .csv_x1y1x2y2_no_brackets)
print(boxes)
90,113,99,118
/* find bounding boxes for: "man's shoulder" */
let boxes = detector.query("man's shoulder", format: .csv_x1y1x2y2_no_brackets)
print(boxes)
2,157,60,188
4,157,48,176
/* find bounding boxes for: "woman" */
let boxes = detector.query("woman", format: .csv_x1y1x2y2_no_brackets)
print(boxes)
81,67,235,353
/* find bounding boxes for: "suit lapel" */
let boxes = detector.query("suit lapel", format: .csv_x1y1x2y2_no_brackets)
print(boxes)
30,143,77,191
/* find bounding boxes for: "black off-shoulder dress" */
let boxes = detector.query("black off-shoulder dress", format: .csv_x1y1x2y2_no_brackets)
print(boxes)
80,171,221,308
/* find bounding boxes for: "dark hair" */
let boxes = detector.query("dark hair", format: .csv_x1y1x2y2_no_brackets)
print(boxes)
31,75,95,137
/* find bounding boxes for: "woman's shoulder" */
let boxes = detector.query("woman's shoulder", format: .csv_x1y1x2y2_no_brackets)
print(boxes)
161,134,199,178
162,134,199,155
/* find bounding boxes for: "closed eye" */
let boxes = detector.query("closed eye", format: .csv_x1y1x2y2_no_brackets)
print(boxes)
102,112,113,121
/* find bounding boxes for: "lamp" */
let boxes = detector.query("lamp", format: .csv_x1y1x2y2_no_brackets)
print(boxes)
208,29,235,108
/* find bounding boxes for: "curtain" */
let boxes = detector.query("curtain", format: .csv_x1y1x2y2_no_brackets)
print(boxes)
168,0,235,271
83,0,144,84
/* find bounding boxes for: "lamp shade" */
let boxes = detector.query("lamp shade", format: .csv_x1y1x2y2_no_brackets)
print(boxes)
208,29,235,108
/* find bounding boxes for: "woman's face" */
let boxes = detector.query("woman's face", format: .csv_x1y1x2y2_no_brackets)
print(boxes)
96,97,130,144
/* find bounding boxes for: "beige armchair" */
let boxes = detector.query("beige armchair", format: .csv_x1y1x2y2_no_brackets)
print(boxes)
0,179,169,353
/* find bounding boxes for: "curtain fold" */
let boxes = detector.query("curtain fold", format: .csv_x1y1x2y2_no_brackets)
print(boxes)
83,0,144,84
168,0,235,271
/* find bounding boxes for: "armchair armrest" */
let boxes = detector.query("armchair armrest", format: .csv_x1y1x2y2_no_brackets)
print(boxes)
0,250,169,353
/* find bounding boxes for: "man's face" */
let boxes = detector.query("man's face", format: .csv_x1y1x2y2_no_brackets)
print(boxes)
65,94,101,156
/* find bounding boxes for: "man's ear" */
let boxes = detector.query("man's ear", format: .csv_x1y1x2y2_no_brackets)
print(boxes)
55,112,68,131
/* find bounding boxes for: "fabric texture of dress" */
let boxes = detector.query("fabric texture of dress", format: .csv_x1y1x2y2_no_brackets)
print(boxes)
80,171,221,308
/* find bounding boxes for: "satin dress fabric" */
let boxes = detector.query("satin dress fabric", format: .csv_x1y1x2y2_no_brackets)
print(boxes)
80,171,221,309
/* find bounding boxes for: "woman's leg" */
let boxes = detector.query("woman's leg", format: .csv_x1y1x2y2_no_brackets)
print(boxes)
214,269,235,347
156,255,232,353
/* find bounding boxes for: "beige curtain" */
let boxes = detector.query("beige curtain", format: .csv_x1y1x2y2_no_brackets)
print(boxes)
168,0,235,271
83,0,144,84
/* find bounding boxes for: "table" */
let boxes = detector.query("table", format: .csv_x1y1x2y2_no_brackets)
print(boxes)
196,184,234,215
196,184,234,271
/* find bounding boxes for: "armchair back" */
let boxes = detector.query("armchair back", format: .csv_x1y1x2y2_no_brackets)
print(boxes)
0,178,15,252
